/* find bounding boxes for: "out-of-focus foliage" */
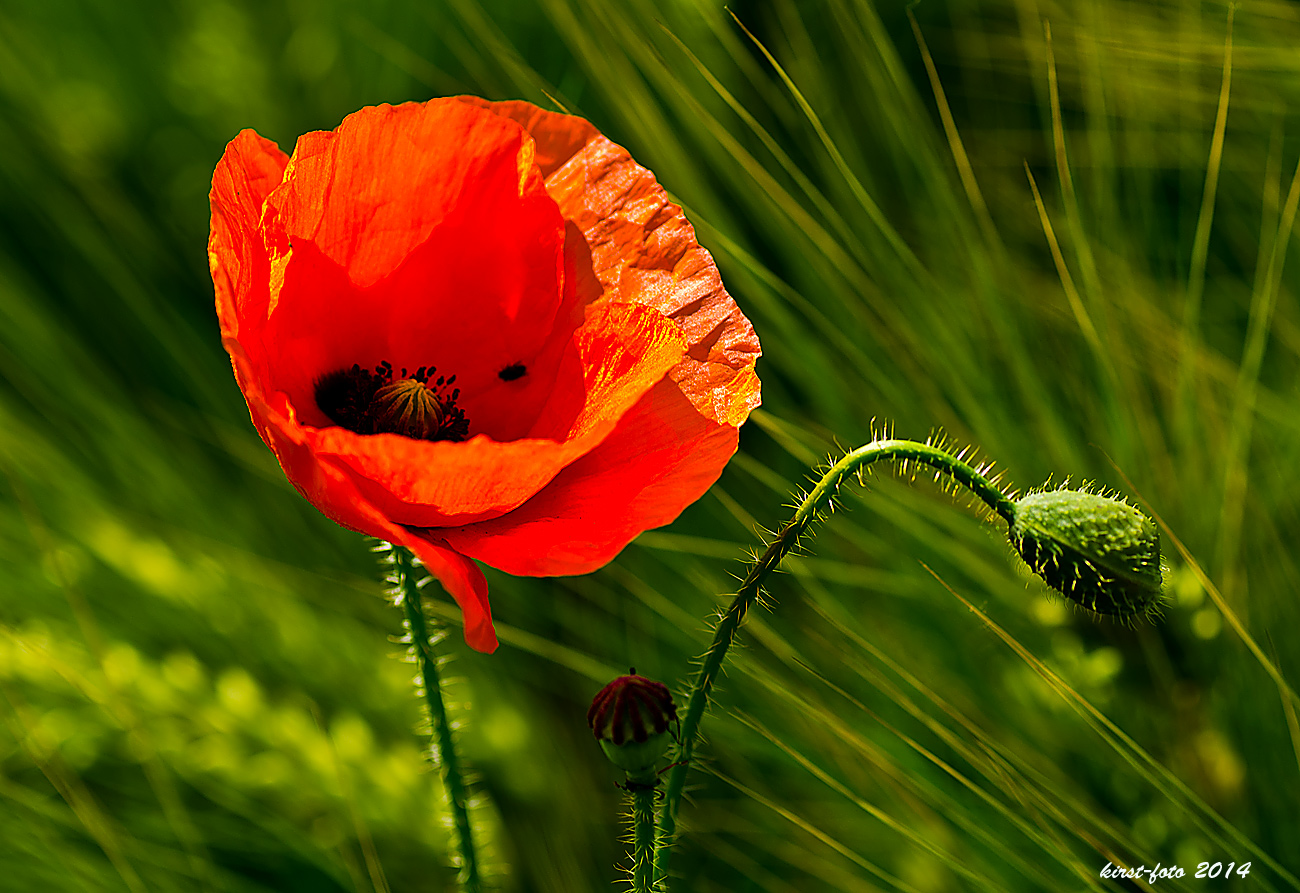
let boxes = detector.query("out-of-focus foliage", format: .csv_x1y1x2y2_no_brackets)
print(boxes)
1,0,1297,890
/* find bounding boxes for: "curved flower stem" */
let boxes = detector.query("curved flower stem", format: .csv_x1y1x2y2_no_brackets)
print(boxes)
627,770,658,893
653,439,1015,886
391,545,482,893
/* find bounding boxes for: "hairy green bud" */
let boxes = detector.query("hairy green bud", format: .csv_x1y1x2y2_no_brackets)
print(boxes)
1010,488,1163,618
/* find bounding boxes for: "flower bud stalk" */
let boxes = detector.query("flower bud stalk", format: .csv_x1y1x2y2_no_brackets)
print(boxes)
653,437,1163,888
590,673,675,892
630,775,658,893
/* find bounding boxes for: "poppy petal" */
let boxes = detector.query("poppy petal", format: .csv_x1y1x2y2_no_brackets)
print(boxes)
438,377,737,575
547,135,761,426
396,534,497,654
210,129,289,348
469,100,762,426
455,97,598,177
263,99,554,290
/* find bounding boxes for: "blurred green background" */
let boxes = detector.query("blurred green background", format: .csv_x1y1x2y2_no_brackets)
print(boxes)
1,0,1298,890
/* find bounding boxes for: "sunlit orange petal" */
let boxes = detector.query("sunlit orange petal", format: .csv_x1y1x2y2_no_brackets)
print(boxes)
473,100,762,426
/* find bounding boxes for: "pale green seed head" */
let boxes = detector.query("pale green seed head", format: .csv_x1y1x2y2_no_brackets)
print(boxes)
1010,488,1163,619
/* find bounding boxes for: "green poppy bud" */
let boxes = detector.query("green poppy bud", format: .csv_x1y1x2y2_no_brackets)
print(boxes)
588,671,677,776
1010,488,1163,619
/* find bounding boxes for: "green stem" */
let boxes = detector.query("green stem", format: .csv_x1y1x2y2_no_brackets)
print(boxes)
628,770,658,893
653,439,1014,886
391,545,482,893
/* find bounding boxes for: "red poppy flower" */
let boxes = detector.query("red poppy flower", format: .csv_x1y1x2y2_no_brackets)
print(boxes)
209,97,761,653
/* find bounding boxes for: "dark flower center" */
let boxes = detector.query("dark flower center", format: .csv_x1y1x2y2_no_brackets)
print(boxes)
314,361,470,442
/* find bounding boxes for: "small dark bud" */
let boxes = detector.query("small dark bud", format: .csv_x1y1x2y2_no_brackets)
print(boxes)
588,672,677,774
1011,488,1163,618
